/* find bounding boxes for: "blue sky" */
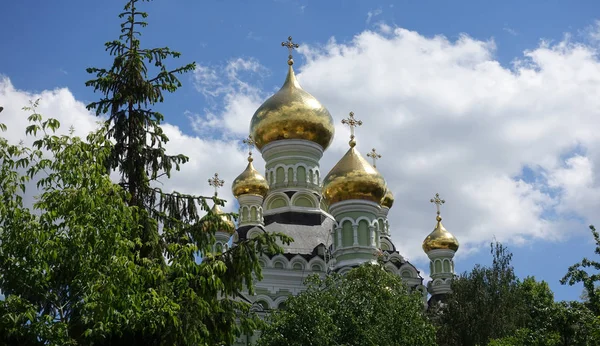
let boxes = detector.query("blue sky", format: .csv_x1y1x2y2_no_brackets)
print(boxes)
2,0,600,302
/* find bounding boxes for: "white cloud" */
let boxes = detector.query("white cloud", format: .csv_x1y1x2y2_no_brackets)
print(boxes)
293,27,600,260
366,8,382,25
5,23,600,265
191,58,268,137
0,77,251,215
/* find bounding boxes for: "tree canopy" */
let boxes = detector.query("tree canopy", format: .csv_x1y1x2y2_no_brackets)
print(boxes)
433,240,600,346
257,263,437,346
0,0,290,344
561,225,600,315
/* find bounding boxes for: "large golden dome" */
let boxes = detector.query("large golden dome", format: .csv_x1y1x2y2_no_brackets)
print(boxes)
249,65,335,151
382,189,395,209
422,216,459,252
231,157,269,198
322,142,387,206
202,203,235,234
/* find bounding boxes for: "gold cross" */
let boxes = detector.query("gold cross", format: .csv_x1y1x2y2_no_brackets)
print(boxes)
430,193,445,215
208,173,224,197
242,135,255,157
341,111,363,141
367,148,381,168
281,36,299,65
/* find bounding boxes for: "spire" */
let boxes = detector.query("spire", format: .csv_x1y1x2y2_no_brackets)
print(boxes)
281,36,299,66
341,111,363,147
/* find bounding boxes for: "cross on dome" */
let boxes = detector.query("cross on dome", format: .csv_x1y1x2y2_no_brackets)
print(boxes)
341,111,363,147
243,135,255,161
281,36,299,65
208,173,225,197
367,148,381,168
430,193,445,216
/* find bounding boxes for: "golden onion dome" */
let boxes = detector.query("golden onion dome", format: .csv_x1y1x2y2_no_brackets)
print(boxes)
322,141,387,206
249,64,335,151
231,157,269,198
422,216,459,252
381,189,395,209
202,203,236,234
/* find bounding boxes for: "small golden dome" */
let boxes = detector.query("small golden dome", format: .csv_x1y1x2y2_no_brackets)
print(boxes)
231,157,269,198
422,216,459,252
382,189,394,209
322,142,387,205
249,65,335,151
202,203,235,234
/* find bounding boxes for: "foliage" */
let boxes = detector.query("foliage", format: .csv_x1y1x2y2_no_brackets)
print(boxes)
0,102,141,344
487,328,561,346
0,103,290,345
0,0,291,343
256,263,436,346
434,240,600,346
561,225,600,315
434,242,526,346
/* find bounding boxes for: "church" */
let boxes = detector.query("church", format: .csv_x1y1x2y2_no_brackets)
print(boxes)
207,36,460,341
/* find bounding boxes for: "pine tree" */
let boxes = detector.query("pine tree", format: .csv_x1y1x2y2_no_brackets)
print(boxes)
85,0,196,260
83,0,291,343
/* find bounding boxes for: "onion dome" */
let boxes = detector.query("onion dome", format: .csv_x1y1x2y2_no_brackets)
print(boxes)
249,63,335,151
381,189,395,209
232,156,269,198
322,141,387,206
202,203,235,234
422,215,459,252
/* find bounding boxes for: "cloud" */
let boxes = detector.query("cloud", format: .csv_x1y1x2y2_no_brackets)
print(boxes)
5,23,600,266
0,77,251,215
582,20,600,43
191,58,269,137
294,27,600,260
503,26,518,36
366,8,382,24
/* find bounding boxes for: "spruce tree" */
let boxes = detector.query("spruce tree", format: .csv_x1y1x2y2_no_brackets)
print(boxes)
84,0,290,343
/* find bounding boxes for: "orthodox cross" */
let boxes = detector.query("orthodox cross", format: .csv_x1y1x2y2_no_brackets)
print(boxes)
367,148,381,168
208,173,224,197
281,36,299,65
430,193,445,216
341,111,363,141
242,135,255,158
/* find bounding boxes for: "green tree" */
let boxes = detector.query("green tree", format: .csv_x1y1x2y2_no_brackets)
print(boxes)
0,0,292,340
0,102,144,344
85,0,197,260
81,0,291,343
434,242,527,346
561,225,600,315
256,263,436,346
0,103,289,345
487,328,561,346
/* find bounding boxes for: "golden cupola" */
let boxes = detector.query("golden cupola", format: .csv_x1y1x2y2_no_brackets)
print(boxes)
202,203,235,234
249,37,335,152
322,112,387,206
232,155,269,198
204,173,236,234
422,194,459,252
382,189,395,209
